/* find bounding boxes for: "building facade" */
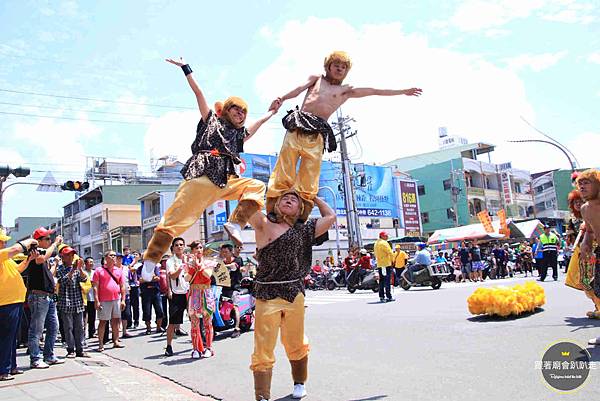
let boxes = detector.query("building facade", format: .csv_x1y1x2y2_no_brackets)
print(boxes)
62,184,179,259
385,143,534,235
532,169,584,225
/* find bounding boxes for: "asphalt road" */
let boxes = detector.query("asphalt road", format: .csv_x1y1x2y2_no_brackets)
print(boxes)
93,275,600,401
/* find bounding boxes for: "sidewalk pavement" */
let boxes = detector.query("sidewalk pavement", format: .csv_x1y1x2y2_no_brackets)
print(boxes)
0,346,215,401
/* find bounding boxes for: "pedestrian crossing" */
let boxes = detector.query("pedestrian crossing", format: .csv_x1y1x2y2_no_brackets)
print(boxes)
304,290,379,306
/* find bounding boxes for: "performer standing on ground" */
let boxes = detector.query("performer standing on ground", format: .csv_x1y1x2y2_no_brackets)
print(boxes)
141,57,276,273
266,50,422,221
248,192,335,400
575,170,600,346
564,189,600,317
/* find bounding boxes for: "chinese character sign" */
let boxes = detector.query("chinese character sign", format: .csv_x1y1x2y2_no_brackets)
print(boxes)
477,210,494,233
399,180,421,236
497,209,509,237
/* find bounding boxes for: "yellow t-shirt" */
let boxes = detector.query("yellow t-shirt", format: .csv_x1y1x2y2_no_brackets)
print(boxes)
393,250,408,268
0,248,27,306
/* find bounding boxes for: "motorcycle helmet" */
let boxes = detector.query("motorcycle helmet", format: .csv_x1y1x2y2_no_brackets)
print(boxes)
417,242,427,250
360,248,368,255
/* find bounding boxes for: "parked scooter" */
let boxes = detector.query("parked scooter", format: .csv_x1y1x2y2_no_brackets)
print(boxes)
326,267,347,290
212,277,255,334
346,268,379,293
400,262,449,290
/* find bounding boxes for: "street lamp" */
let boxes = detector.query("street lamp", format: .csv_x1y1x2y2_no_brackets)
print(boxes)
0,165,31,228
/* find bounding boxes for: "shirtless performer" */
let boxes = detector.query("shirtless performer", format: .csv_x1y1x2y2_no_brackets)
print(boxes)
142,57,275,274
576,169,600,345
264,50,422,222
248,192,335,400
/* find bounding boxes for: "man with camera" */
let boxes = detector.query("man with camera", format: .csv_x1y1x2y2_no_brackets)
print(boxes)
25,227,65,369
56,246,90,358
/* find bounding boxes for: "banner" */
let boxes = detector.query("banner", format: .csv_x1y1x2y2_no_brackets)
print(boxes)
497,209,509,237
399,180,421,236
477,210,494,233
501,171,513,205
237,153,398,218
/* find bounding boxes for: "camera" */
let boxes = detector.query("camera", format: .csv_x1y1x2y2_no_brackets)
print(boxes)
25,244,46,256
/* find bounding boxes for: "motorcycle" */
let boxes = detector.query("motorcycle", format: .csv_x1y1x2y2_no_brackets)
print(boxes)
326,267,347,290
212,277,256,334
400,262,449,290
346,268,379,293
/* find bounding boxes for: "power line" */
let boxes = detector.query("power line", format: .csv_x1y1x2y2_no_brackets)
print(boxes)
0,88,194,110
0,101,160,118
0,87,283,117
0,110,150,125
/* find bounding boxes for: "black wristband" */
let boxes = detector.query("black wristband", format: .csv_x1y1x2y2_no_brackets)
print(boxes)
17,241,27,253
181,64,193,76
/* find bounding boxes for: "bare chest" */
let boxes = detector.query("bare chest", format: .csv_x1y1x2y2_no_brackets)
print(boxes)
302,79,348,118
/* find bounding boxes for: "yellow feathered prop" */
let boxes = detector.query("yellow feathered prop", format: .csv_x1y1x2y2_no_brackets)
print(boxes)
467,281,545,317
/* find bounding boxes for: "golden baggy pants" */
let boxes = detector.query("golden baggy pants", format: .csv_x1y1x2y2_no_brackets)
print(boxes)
266,130,324,220
144,176,265,263
250,293,309,372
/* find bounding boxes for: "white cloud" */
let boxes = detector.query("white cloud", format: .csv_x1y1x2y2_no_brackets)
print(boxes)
444,0,597,31
143,111,198,164
541,0,597,24
11,117,102,176
505,51,568,72
566,131,600,168
253,18,546,171
588,52,600,64
448,0,545,31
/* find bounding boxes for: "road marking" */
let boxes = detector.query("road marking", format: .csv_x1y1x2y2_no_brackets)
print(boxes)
305,291,376,306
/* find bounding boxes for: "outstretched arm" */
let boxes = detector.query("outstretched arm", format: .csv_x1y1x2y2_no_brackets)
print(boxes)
166,57,210,122
268,75,320,112
345,87,422,99
314,197,336,238
245,109,277,141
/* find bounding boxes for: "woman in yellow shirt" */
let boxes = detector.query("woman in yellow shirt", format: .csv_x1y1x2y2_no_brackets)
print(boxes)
0,232,38,381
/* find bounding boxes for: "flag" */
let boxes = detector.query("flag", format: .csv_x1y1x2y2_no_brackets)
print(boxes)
477,210,494,233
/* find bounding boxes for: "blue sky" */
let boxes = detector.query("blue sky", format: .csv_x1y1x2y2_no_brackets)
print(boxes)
1,0,599,227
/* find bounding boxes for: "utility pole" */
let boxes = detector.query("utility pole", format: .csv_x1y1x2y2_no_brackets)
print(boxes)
449,159,460,227
332,110,362,248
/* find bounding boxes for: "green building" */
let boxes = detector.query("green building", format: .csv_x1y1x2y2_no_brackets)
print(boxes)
385,143,534,235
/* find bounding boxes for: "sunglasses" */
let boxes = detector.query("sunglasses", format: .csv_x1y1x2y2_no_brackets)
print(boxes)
107,254,116,257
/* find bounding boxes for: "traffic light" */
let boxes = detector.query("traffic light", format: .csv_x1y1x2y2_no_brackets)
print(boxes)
11,167,30,177
61,181,90,191
0,165,30,178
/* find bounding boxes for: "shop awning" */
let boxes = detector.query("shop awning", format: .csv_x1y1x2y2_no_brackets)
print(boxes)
427,220,524,244
513,219,545,239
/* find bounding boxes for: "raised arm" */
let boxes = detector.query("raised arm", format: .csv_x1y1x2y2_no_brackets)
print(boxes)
248,211,269,233
345,87,422,99
166,57,210,122
245,109,277,141
268,75,320,112
313,197,336,238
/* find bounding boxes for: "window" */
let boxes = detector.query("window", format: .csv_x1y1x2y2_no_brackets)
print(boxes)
446,208,455,220
421,212,429,223
514,182,522,193
418,185,426,196
443,179,451,191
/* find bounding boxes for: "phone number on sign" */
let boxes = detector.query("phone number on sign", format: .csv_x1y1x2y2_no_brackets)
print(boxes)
336,209,393,217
